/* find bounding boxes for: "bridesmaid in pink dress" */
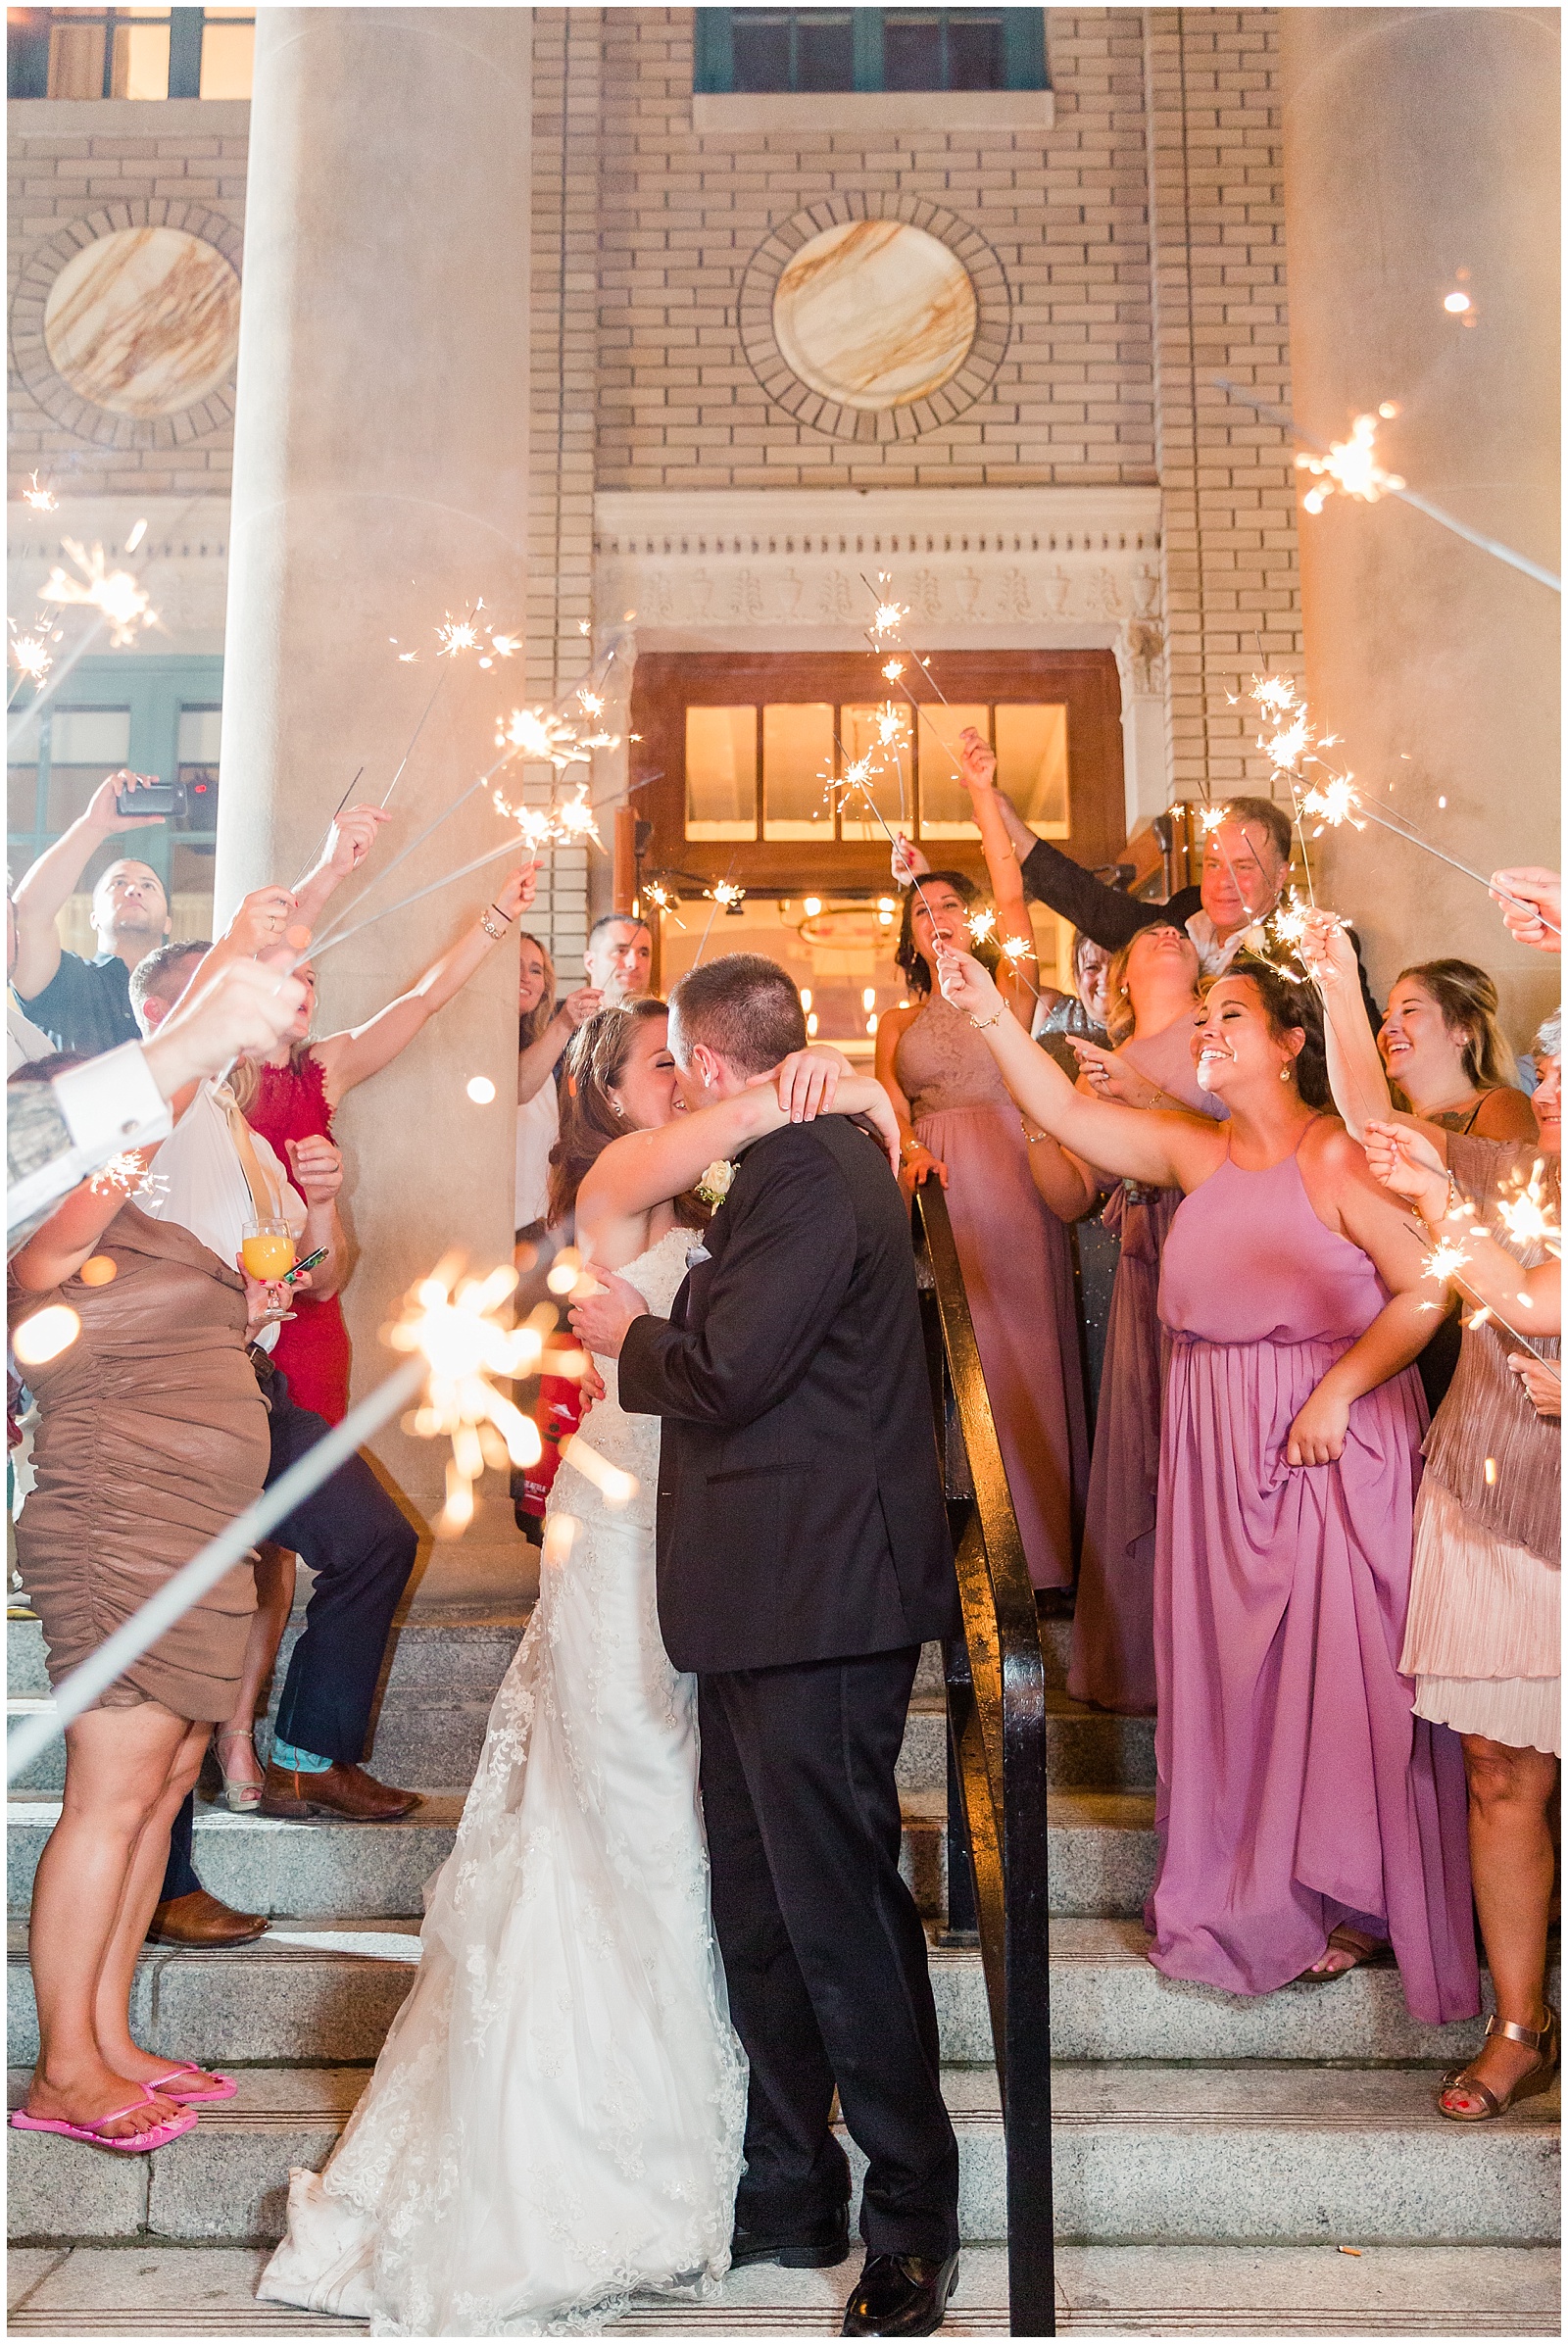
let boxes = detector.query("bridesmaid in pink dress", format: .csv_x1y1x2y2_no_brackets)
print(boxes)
937,941,1478,2023
879,871,1088,1591
1030,923,1227,1715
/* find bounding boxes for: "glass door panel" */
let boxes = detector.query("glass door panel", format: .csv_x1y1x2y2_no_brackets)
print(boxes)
916,702,989,838
761,702,835,842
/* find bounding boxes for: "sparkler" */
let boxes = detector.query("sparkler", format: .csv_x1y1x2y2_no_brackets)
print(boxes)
1495,1161,1562,1259
1296,409,1405,514
8,629,52,687
1213,376,1561,595
1412,1226,1561,1383
22,472,58,513
1300,773,1562,936
388,1257,556,1536
88,1151,167,1207
40,539,157,648
706,878,746,912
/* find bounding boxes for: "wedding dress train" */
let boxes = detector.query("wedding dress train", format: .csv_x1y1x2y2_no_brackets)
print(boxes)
259,1228,748,2335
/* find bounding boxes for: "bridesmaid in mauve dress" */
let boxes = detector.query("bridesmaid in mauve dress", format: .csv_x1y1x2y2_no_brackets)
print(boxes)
1035,923,1225,1715
936,942,1479,2023
879,872,1088,1591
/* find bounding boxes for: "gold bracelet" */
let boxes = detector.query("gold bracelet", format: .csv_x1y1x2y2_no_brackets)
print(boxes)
968,1004,1004,1032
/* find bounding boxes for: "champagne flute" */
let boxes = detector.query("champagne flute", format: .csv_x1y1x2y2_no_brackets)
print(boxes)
242,1216,297,1329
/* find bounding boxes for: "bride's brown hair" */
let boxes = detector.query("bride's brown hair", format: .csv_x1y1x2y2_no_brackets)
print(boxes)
547,999,706,1231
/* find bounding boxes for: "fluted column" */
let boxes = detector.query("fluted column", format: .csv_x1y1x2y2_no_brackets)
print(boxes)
1280,8,1559,1036
217,8,532,1606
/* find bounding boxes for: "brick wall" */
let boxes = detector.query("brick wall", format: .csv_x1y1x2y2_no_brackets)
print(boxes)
1144,9,1302,801
592,7,1156,492
7,101,247,498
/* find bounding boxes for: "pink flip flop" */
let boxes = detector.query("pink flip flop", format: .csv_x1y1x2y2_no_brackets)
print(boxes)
147,2064,238,2104
9,2089,198,2154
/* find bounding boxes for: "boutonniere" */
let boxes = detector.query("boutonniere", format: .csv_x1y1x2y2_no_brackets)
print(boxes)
696,1157,737,1208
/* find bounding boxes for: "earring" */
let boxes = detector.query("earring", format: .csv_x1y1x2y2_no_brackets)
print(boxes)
1280,1063,1293,1083
611,1098,625,1118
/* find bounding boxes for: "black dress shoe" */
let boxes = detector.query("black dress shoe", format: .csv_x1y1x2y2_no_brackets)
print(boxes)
842,2251,960,2336
730,2205,850,2270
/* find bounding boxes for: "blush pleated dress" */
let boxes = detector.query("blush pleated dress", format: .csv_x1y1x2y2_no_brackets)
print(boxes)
1149,1140,1479,2026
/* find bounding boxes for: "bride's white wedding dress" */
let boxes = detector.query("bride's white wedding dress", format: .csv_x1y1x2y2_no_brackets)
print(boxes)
259,1227,748,2335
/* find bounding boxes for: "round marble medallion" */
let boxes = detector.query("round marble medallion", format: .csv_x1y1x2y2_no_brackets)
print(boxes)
43,226,241,418
771,220,977,413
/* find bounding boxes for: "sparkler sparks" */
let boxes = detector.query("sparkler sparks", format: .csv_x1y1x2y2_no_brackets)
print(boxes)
882,658,906,681
8,630,52,684
707,878,746,911
1295,410,1406,515
871,599,908,640
89,1151,166,1205
389,1259,550,1537
22,472,58,513
40,540,157,648
493,784,605,855
1495,1162,1561,1258
967,908,997,945
437,616,481,658
1300,776,1365,833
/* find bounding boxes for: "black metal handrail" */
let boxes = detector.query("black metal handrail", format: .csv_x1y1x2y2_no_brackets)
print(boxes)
912,1181,1054,2338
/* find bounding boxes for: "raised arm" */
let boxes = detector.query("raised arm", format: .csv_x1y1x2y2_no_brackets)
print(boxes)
519,984,601,1103
313,861,537,1103
12,771,165,999
9,1157,148,1293
290,804,394,932
1298,909,1396,1143
956,728,1038,1013
576,1051,898,1258
1010,814,1153,953
936,947,1219,1191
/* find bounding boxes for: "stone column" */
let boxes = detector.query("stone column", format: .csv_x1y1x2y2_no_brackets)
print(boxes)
1280,9,1559,1037
217,8,532,1610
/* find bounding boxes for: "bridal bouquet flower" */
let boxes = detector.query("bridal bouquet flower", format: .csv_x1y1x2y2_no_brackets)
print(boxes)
697,1158,737,1208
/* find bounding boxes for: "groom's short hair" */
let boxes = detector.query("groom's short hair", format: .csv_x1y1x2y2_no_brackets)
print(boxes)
668,953,808,1075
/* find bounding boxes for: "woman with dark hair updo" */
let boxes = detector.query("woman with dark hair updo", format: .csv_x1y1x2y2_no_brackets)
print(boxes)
877,852,1089,1595
935,944,1478,2027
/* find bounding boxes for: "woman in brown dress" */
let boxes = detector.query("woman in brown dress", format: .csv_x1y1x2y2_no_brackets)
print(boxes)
9,1115,273,2150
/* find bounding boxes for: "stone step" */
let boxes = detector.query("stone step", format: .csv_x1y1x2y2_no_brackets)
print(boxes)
6,1621,1085,1798
10,1915,1542,2076
8,2062,1558,2249
4,1685,1149,1800
6,2241,1560,2336
5,1786,1156,1926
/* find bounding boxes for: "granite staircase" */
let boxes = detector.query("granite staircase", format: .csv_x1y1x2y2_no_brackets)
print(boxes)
7,1608,1560,2336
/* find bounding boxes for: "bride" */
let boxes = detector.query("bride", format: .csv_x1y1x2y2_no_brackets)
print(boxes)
260,995,900,2336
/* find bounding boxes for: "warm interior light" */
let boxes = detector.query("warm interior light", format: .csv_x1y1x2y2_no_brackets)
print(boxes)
800,987,812,1011
1443,291,1471,314
804,897,823,918
861,988,877,1011
807,1011,818,1037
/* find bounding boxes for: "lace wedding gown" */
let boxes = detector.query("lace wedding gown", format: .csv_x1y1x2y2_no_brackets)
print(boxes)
259,1227,748,2335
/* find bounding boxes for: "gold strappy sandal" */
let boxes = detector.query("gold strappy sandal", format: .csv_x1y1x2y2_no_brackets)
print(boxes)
1439,2007,1559,2123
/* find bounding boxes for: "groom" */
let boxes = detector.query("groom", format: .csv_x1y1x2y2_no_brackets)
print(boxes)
571,953,963,2338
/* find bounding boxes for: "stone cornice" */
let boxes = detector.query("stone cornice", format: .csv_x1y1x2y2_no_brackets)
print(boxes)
594,488,1163,654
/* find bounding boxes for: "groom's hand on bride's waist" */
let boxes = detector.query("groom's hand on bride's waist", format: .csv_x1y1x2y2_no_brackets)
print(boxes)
569,1270,649,1360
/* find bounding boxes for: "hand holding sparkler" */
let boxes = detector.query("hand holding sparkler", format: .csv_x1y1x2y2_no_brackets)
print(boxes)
956,727,998,795
1361,1120,1451,1221
1296,906,1359,993
1491,867,1562,956
891,830,929,887
935,943,1004,1028
1508,1354,1562,1419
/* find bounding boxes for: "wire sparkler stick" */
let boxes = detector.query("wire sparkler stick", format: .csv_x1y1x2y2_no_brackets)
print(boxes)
1212,377,1562,594
288,766,366,896
303,834,536,969
1300,779,1563,937
381,664,455,809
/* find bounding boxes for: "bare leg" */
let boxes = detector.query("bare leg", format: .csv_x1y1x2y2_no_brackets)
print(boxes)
1442,1734,1559,2114
91,1719,225,2090
25,1705,188,2139
217,1543,296,1793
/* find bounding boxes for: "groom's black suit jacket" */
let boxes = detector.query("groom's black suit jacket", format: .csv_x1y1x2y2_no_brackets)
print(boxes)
616,1115,958,1676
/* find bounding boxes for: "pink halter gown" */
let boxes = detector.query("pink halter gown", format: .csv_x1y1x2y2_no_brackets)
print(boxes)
1151,1141,1478,2024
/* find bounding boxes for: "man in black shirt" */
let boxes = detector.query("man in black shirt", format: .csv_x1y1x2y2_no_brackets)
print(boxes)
11,770,172,1054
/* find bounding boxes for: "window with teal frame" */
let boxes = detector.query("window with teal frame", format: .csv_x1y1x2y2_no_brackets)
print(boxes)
8,655,224,948
693,8,1047,96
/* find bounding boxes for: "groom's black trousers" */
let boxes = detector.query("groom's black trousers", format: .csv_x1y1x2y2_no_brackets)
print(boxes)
699,1645,960,2264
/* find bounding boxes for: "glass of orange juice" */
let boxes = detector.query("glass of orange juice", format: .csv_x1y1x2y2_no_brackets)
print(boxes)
242,1217,296,1284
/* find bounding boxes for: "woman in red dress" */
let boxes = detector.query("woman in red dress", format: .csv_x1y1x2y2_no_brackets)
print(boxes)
212,863,537,1803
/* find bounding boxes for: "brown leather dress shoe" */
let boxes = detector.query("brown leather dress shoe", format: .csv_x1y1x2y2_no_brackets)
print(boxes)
145,1887,269,1948
258,1760,421,1822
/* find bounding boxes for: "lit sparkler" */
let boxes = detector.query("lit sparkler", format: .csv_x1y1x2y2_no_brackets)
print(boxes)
22,472,58,513
882,658,906,681
9,630,52,685
1296,410,1406,515
706,878,746,912
389,1258,550,1537
967,907,997,945
40,539,157,648
496,706,591,768
88,1150,167,1206
437,616,481,659
1495,1162,1561,1258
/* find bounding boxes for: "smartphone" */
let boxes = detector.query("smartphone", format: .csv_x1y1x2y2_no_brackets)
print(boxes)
282,1245,329,1286
115,779,187,820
